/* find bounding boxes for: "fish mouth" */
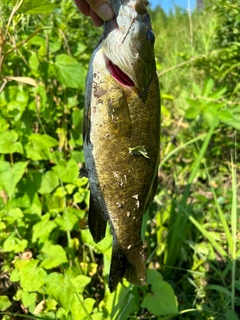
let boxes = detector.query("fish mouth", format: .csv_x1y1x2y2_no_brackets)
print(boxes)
108,59,135,87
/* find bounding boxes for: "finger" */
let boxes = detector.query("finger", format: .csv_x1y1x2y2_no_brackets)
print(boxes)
90,8,104,26
74,0,90,16
86,0,114,22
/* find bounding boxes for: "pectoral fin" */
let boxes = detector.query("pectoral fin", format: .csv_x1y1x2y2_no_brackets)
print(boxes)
88,194,107,243
107,88,132,137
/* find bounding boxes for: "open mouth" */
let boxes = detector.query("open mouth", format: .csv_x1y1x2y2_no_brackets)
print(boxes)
108,60,135,87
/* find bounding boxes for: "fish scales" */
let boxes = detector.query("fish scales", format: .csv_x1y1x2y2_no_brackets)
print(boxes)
83,0,160,292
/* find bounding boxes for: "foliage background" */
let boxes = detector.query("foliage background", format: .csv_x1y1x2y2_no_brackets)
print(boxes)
0,0,239,319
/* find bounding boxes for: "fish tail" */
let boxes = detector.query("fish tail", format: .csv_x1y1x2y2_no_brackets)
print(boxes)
108,241,146,292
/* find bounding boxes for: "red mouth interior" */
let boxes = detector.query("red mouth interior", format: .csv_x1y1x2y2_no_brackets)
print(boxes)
108,60,135,87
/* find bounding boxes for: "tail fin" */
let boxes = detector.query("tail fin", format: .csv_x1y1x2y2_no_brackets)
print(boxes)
108,241,146,292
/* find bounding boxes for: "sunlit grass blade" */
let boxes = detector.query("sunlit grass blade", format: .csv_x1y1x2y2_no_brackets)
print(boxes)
172,199,228,259
164,116,219,270
0,312,48,319
205,165,232,253
159,131,216,170
230,154,237,312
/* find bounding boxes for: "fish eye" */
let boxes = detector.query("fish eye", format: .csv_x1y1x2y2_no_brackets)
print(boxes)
143,14,151,24
146,29,155,43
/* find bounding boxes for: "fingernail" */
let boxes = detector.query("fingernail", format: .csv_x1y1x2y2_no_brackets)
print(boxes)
97,3,114,21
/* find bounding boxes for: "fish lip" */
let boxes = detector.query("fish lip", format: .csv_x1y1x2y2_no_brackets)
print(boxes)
105,54,136,88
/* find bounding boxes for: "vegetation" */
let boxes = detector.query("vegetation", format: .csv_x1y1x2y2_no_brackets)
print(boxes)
0,0,239,319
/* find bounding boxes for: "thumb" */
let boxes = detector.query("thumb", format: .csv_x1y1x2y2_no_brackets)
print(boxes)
86,0,114,22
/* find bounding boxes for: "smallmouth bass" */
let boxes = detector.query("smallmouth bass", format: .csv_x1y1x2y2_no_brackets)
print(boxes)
83,0,160,292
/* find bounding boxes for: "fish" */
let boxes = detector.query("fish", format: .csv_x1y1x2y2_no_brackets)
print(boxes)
83,0,160,292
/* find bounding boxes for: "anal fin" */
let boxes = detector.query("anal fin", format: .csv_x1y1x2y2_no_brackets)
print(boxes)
88,194,107,243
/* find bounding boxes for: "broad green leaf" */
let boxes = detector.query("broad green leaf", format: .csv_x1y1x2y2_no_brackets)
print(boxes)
72,109,83,130
0,130,23,154
40,243,68,269
7,100,27,121
52,159,79,183
42,194,65,213
147,268,163,283
71,297,95,320
81,228,112,254
20,260,47,291
141,269,178,316
0,161,28,198
29,52,40,71
55,209,79,231
38,171,59,194
50,54,86,89
202,78,214,96
19,0,56,14
2,208,23,223
10,269,20,282
72,275,91,293
45,273,73,311
32,213,57,243
220,106,240,130
3,232,28,253
226,309,239,320
0,295,11,311
25,133,58,160
22,291,37,308
185,107,200,119
0,221,6,230
0,118,9,133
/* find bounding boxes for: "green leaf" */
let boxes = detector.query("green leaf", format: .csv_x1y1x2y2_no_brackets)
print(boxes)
202,78,214,96
72,275,91,293
50,54,86,89
45,273,72,311
3,232,28,253
38,171,59,194
71,297,95,320
29,52,40,71
7,100,27,122
220,106,240,130
0,295,11,311
19,0,56,14
20,260,47,291
22,291,37,308
40,243,68,269
52,159,79,183
0,130,23,154
128,146,150,159
42,194,65,213
2,208,23,223
25,133,58,160
32,213,57,243
0,118,9,133
185,106,200,119
55,209,79,231
141,269,178,316
226,309,239,320
0,161,28,198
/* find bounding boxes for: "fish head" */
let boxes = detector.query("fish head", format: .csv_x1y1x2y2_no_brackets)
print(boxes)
102,0,156,93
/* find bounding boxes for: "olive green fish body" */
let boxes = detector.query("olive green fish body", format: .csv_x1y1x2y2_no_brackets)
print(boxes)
83,0,160,292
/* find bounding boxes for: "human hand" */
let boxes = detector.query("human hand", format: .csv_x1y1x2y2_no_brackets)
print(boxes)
74,0,114,26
